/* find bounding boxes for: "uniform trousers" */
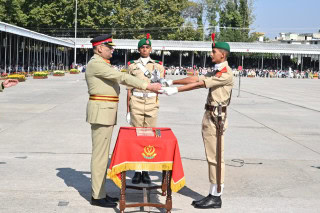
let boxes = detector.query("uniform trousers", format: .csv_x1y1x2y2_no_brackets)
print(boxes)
130,96,159,127
90,123,114,199
201,110,227,184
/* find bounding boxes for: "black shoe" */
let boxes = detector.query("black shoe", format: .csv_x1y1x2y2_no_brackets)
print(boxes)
91,197,117,208
105,194,119,202
142,171,151,184
191,195,208,206
132,172,142,184
194,194,222,209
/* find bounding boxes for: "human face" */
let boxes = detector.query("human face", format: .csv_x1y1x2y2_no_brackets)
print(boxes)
138,45,152,58
98,44,114,59
210,48,225,64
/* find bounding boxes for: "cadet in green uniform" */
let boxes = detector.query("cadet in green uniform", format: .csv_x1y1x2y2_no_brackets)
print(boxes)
85,34,162,208
0,79,19,92
161,34,233,209
126,33,166,184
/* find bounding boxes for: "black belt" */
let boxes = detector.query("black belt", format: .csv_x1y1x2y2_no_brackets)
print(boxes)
205,104,227,113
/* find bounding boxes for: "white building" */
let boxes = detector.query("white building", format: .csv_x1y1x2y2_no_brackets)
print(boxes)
276,32,320,45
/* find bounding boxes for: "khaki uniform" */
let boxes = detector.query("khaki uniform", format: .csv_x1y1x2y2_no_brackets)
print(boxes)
0,80,4,92
198,61,233,184
85,54,148,199
127,58,165,127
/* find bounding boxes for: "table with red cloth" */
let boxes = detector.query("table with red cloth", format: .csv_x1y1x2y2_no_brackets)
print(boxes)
107,127,185,192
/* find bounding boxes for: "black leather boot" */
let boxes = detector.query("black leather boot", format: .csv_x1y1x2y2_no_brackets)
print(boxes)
191,195,208,206
141,171,151,184
132,172,142,184
105,194,119,202
193,194,222,209
91,197,117,208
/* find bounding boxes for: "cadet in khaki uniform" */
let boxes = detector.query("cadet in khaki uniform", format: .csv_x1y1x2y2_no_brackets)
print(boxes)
0,79,19,92
85,34,162,208
161,34,233,209
126,34,165,184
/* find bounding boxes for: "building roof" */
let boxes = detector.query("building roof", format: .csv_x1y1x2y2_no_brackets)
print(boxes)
1,21,320,55
0,22,74,47
62,37,320,55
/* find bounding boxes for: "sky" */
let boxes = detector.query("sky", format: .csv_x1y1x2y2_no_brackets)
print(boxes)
253,0,320,39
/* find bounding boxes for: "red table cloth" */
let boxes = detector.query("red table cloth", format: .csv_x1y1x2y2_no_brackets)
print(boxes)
107,127,185,192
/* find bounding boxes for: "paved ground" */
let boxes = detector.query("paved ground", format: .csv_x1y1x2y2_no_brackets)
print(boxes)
0,73,319,213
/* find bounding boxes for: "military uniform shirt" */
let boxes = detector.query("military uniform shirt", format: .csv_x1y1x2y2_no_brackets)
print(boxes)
127,58,165,92
85,54,148,126
198,61,234,106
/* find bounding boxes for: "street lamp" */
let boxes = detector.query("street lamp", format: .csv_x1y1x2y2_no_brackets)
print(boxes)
74,0,77,68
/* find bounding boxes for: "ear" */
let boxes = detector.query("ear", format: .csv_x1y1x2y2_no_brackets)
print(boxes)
97,45,103,53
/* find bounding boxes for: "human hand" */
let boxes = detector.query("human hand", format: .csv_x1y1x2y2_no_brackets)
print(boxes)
146,83,162,92
159,79,173,87
126,113,131,124
3,79,19,88
159,87,178,96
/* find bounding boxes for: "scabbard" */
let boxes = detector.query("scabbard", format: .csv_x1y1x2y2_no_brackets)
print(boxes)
216,105,223,193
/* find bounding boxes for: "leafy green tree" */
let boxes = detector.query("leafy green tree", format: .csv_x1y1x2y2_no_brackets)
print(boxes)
218,0,255,42
0,0,27,25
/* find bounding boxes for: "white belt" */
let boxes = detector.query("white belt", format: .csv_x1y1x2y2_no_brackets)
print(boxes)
132,91,157,98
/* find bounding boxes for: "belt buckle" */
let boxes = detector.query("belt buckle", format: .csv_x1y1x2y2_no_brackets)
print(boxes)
143,93,148,98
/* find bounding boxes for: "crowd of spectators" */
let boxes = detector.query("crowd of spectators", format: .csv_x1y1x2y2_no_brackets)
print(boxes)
232,68,320,79
2,62,319,80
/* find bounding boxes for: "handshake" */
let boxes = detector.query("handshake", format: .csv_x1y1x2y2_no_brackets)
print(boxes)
158,79,178,96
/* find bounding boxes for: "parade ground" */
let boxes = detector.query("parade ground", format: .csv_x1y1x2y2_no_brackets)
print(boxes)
0,73,319,213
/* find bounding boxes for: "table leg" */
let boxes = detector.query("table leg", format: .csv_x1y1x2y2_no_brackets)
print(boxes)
161,170,167,196
165,171,172,213
120,171,126,213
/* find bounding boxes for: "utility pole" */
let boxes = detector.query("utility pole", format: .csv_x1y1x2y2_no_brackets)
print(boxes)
74,0,77,68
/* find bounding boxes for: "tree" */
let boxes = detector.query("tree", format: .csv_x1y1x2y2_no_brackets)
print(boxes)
218,0,255,42
0,0,27,26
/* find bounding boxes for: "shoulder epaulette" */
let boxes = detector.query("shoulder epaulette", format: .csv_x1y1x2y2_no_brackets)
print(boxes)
215,67,228,78
155,60,163,65
127,60,135,66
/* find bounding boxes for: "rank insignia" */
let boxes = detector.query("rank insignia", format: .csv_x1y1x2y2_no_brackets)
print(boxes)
215,67,227,78
142,145,157,159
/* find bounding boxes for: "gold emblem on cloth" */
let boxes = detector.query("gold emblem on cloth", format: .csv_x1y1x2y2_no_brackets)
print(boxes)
142,145,157,159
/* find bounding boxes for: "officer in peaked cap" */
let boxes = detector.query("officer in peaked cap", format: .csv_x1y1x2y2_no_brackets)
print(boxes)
90,34,116,47
160,33,233,209
126,33,166,185
85,34,162,208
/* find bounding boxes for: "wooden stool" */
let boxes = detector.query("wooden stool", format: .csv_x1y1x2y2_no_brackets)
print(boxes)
119,170,172,213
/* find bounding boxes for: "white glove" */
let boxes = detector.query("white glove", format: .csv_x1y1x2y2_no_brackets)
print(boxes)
159,78,173,87
160,87,178,96
126,113,131,124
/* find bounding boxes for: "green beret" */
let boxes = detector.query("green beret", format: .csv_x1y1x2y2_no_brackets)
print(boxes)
212,42,230,52
138,33,152,49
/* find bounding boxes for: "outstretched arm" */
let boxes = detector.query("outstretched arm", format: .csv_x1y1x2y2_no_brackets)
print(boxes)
172,76,199,85
177,80,205,92
160,80,205,96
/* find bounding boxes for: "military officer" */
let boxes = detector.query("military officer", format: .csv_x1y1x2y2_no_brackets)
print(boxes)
160,34,233,209
126,33,166,184
0,79,19,92
85,34,162,208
